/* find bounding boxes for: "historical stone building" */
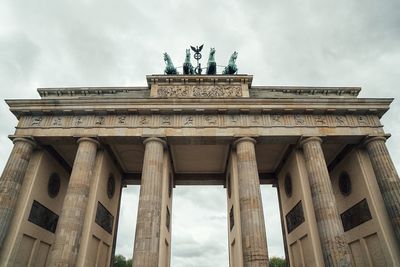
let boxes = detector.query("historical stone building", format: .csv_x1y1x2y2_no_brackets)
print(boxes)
0,74,399,266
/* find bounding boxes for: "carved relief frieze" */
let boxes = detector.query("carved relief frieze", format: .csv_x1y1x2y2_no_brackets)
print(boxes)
21,114,381,129
182,115,196,126
226,114,243,127
116,115,127,125
31,116,43,126
157,85,242,98
52,116,63,126
157,86,190,97
74,116,85,126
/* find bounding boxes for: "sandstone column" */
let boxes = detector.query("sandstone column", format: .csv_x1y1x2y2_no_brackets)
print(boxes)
364,136,400,246
300,137,352,267
47,137,99,267
234,137,269,266
132,137,166,267
0,137,36,248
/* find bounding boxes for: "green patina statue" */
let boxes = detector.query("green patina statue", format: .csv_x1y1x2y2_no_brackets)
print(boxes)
163,47,238,75
164,52,178,75
206,47,217,75
222,51,238,75
183,49,194,75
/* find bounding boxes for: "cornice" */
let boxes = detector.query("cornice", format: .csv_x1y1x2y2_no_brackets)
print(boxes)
37,86,149,99
250,86,361,98
6,97,392,118
146,74,253,86
36,84,361,99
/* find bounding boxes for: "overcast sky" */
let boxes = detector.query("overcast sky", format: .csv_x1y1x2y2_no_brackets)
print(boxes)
1,0,400,266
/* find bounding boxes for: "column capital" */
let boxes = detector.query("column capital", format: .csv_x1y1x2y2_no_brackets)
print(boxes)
77,137,100,147
362,136,387,147
12,136,36,148
299,136,322,147
233,136,256,147
143,137,166,146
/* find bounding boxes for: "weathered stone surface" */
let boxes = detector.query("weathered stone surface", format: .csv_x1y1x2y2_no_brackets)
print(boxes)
234,137,269,266
364,136,400,246
300,137,352,267
0,137,35,248
132,137,166,267
47,137,99,266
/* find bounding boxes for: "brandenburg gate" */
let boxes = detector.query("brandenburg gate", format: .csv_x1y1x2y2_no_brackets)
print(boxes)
1,71,400,266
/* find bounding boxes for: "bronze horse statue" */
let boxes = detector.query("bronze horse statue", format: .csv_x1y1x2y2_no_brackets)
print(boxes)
164,53,178,75
223,51,238,75
183,49,194,75
206,48,217,75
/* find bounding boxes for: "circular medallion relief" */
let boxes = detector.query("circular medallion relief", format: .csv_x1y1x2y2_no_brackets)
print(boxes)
339,172,351,196
107,175,115,199
284,174,292,198
48,173,61,198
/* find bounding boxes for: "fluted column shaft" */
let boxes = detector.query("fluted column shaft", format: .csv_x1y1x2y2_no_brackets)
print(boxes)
300,137,352,267
0,137,36,248
132,137,166,267
47,137,99,267
234,137,269,266
364,136,400,246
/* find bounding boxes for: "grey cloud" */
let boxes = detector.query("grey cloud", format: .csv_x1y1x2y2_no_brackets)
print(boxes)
0,32,39,83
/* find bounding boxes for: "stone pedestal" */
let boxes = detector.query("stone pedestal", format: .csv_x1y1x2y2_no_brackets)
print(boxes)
47,137,99,267
0,137,36,248
300,137,352,267
364,136,400,246
132,137,166,267
234,137,269,266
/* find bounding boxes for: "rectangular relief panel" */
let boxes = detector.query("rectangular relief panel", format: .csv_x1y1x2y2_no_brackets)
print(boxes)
340,199,372,232
290,241,302,267
28,200,59,233
14,234,35,267
285,201,305,234
230,239,236,267
88,235,101,265
98,242,110,267
349,240,367,267
35,241,51,267
95,201,114,234
365,233,387,267
300,235,315,267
